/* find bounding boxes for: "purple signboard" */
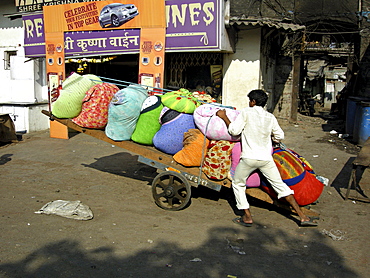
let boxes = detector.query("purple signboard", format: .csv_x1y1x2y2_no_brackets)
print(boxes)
23,0,222,57
64,29,140,56
164,0,220,51
16,0,105,13
23,13,140,57
23,12,45,57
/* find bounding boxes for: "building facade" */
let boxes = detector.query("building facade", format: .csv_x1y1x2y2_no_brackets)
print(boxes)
1,0,369,134
1,0,49,133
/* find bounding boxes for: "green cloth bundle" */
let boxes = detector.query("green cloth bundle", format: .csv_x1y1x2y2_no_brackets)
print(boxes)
131,95,163,145
51,73,101,118
161,88,201,114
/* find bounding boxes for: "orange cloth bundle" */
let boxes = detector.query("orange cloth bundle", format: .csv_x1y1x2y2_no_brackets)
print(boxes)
173,129,210,167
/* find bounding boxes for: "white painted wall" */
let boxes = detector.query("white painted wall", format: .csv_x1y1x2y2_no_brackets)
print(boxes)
222,28,261,110
0,103,49,132
0,26,49,132
0,27,25,103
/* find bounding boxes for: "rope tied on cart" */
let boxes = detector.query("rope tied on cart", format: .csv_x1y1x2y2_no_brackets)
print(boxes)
96,76,172,94
198,115,214,185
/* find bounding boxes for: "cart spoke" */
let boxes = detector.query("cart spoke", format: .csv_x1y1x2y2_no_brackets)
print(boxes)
168,175,175,185
173,183,185,191
155,192,166,199
156,180,167,190
174,191,187,201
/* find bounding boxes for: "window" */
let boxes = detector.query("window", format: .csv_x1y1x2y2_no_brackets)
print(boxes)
4,50,17,70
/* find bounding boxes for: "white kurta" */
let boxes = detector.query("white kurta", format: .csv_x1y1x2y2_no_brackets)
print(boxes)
227,106,294,210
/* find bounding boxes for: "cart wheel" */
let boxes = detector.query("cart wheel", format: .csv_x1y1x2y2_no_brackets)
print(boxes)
152,171,191,211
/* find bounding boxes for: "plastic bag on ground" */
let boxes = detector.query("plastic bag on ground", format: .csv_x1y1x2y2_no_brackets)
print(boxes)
35,200,93,220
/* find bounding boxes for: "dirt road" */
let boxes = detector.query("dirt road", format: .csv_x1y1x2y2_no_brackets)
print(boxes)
0,114,369,278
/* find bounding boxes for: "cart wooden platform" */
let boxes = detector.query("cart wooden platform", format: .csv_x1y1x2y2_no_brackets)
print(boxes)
42,110,319,217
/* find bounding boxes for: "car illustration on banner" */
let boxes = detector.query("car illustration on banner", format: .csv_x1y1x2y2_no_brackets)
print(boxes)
99,3,139,28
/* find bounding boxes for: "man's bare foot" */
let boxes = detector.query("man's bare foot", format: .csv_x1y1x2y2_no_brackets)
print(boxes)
241,215,253,225
300,216,318,227
233,217,253,227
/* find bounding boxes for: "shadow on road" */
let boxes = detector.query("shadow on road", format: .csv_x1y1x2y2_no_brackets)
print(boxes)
0,154,12,165
329,156,370,202
81,152,316,224
82,152,158,184
331,157,356,199
0,226,358,277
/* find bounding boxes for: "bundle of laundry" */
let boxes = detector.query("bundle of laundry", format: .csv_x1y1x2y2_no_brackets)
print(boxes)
161,89,202,114
202,140,235,180
229,142,261,187
193,104,240,141
72,83,119,129
105,85,148,141
131,95,163,145
153,107,196,155
173,129,210,167
260,147,324,206
51,73,101,118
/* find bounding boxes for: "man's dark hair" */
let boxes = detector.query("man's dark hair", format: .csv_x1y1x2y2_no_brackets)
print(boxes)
248,89,268,107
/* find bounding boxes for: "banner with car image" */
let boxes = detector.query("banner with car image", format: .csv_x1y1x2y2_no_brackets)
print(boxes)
42,0,166,137
43,0,165,32
15,0,105,13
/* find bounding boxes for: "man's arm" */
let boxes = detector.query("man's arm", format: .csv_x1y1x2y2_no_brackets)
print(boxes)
217,109,246,136
271,117,284,142
216,109,231,127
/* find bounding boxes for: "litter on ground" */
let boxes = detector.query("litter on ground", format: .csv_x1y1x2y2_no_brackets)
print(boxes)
35,200,94,220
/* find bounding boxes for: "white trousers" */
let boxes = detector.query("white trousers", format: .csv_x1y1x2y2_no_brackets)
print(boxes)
232,158,294,210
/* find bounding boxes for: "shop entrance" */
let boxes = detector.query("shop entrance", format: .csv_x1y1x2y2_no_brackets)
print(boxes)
165,52,223,99
65,54,140,84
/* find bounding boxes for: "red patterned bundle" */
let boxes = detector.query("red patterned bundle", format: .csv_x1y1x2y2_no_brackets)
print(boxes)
72,83,119,129
202,140,235,180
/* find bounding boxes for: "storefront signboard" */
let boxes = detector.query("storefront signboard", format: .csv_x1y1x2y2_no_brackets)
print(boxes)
23,12,45,57
165,0,220,51
40,0,165,138
24,13,141,57
16,0,106,13
65,29,141,56
23,0,223,57
41,0,165,81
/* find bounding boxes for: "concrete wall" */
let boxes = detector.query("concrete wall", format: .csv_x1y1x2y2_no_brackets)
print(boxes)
222,27,295,118
1,0,22,28
1,1,49,132
0,104,49,132
1,52,36,103
222,28,261,110
272,56,293,119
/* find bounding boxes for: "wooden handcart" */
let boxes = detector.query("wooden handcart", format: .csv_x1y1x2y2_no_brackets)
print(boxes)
42,110,318,217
